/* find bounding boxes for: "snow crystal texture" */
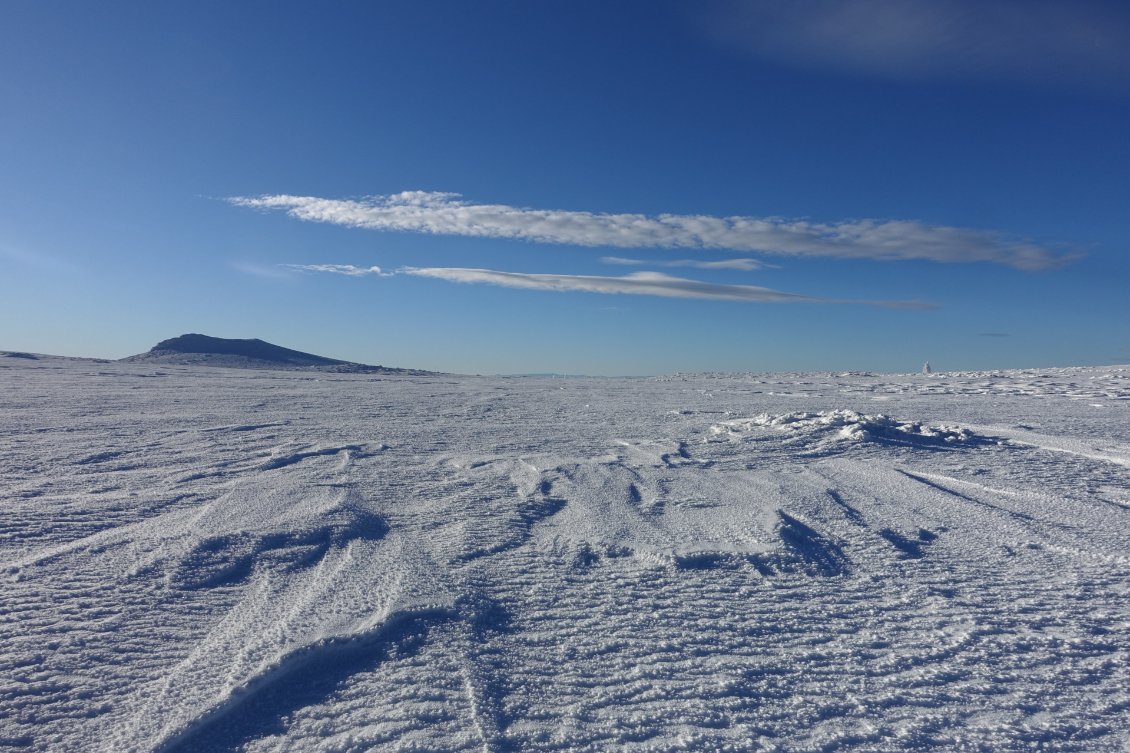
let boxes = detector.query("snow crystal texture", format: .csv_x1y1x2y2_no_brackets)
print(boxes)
1,357,1129,752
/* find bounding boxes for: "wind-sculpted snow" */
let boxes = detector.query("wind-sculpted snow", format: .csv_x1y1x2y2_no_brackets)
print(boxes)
1,359,1128,751
711,410,982,451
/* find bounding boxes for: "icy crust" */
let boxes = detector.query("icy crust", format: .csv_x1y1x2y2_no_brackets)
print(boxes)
7,473,454,752
660,364,1130,402
1,359,1128,752
712,410,980,448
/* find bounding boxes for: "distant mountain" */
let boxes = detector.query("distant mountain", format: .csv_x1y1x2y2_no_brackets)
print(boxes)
121,334,436,374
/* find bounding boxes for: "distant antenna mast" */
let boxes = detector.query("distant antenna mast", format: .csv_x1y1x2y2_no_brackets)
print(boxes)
922,361,932,374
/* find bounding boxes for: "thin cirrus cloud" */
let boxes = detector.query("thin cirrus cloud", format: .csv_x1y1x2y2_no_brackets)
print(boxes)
279,262,935,306
283,263,387,276
229,260,294,280
702,0,1130,89
308,265,935,308
1,242,78,274
601,256,775,271
230,191,1070,270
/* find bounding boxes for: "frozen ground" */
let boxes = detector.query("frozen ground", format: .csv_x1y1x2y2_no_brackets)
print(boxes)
1,354,1128,752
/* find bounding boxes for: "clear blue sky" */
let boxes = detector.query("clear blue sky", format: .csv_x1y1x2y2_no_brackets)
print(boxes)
2,1,1127,375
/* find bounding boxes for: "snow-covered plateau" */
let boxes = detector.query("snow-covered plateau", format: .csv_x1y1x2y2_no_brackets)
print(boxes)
2,355,1128,752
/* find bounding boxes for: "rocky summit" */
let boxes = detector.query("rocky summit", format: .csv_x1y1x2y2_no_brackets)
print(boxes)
121,333,435,374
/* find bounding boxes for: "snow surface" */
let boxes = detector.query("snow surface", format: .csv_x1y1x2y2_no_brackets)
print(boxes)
1,356,1129,752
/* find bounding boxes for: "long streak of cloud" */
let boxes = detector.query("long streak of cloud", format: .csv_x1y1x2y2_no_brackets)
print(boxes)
230,191,1069,270
399,267,935,308
284,263,386,276
601,256,774,271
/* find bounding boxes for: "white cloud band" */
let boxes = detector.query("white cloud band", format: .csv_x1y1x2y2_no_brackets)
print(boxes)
231,191,1068,270
283,263,386,276
399,267,935,308
601,256,774,271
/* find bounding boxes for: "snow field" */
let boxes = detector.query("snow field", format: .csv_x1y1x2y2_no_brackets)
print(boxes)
1,357,1128,751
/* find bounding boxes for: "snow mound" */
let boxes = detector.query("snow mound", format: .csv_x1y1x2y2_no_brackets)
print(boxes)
712,410,980,447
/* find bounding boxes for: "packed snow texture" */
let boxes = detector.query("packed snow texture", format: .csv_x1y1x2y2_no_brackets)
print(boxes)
1,357,1128,752
710,410,981,449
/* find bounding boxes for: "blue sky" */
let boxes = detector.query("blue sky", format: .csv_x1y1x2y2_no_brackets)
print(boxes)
2,1,1127,375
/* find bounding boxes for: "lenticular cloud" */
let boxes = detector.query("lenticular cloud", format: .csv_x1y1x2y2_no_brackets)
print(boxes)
231,191,1070,269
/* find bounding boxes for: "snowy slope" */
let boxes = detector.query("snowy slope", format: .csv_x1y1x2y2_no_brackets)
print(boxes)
1,357,1128,752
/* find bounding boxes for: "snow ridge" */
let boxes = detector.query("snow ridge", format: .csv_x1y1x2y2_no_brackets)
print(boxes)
712,409,981,448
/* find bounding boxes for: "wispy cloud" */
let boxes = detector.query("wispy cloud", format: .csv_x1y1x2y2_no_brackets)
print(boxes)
601,256,775,271
399,267,935,308
229,261,294,280
286,261,936,307
703,0,1130,89
230,191,1070,270
283,263,386,276
1,242,78,273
